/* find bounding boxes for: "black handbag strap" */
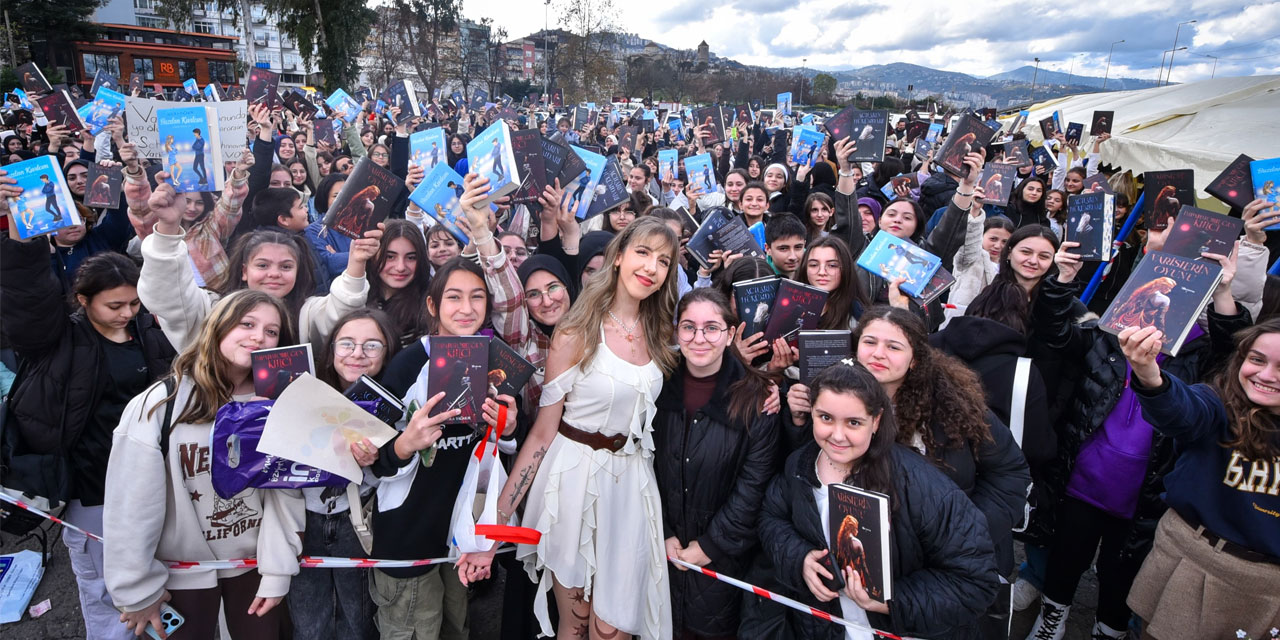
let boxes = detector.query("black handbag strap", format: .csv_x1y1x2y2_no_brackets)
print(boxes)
158,377,177,457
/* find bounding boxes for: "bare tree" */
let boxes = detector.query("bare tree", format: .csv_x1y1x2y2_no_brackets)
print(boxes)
552,0,620,103
365,5,411,89
390,0,462,96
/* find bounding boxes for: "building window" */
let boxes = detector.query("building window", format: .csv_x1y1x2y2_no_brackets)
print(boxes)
133,57,154,80
255,51,273,66
136,16,165,28
82,53,121,78
133,0,157,10
177,59,197,80
207,60,235,84
192,20,217,35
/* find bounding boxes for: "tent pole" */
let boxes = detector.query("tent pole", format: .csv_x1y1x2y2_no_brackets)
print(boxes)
1082,192,1146,304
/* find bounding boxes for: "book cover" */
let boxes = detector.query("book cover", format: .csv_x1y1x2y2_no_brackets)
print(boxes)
829,484,892,603
708,214,766,261
1249,158,1280,229
1142,169,1195,231
540,134,569,189
4,155,81,240
731,103,754,127
684,152,716,194
89,69,119,98
469,88,488,111
912,265,956,305
79,86,126,135
879,173,919,200
36,90,86,133
777,92,792,116
658,148,679,183
1065,122,1084,145
426,336,489,424
551,88,563,107
855,231,943,298
1100,251,1222,356
846,110,889,163
667,117,684,141
554,136,588,191
408,163,468,244
789,126,826,167
585,159,630,219
1038,115,1059,140
935,114,995,179
913,138,932,158
344,374,407,427
573,106,589,130
84,162,124,209
510,128,548,205
1066,192,1115,261
157,105,224,192
798,330,851,385
979,163,1017,205
763,279,828,343
324,156,406,239
926,122,944,143
467,120,521,206
409,126,448,171
251,344,315,399
616,125,641,157
486,337,536,401
1030,145,1058,174
182,78,199,99
563,145,607,219
1164,205,1245,261
1091,110,1114,136
381,79,420,123
17,62,51,93
324,88,361,123
822,105,855,141
693,105,726,145
687,207,734,269
733,276,780,338
904,120,929,144
1010,110,1029,134
245,68,280,109
282,90,318,119
314,117,337,147
1206,154,1255,211
1081,174,1113,195
128,73,145,95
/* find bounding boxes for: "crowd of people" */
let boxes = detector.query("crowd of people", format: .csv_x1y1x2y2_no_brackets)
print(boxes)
1,79,1279,640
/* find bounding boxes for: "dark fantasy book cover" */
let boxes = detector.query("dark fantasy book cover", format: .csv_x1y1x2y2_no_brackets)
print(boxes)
322,157,406,239
84,163,124,209
845,109,889,163
978,163,1017,205
585,159,629,219
692,105,726,145
1141,169,1195,231
733,276,780,338
1066,192,1115,261
762,279,828,344
344,374,407,427
1100,251,1222,356
1163,205,1245,261
511,128,548,206
427,336,490,424
245,68,281,109
935,113,994,179
828,484,892,603
251,344,315,399
1205,154,1255,211
486,337,536,401
1091,110,1114,136
798,330,851,384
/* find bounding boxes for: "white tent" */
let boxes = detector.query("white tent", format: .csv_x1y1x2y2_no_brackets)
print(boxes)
1014,75,1280,199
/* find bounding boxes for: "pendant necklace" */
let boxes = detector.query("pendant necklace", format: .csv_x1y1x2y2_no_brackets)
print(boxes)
608,309,640,346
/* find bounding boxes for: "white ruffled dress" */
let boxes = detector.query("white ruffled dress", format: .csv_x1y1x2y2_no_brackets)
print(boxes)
517,337,671,639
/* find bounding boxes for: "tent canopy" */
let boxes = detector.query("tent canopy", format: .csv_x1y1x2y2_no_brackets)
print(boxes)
1014,75,1280,197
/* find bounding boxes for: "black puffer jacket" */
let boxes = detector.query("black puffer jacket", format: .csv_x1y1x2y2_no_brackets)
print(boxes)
1,237,175,501
653,357,780,636
750,441,999,640
1022,275,1250,552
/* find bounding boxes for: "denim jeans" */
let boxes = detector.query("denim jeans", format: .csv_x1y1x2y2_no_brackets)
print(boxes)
62,502,135,640
287,509,378,640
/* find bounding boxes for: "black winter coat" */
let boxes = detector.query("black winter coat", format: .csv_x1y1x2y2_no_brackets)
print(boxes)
1023,275,1250,555
918,170,958,217
1,236,175,501
653,357,781,636
750,441,999,640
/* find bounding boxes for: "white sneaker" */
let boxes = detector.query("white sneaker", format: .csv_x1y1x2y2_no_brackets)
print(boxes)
1011,577,1041,611
1091,620,1127,640
1025,597,1071,640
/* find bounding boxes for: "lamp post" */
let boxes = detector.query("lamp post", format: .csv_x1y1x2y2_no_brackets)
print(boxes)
1029,57,1041,104
542,0,550,103
1206,54,1219,79
1103,40,1124,90
1163,19,1197,86
799,57,806,106
1160,47,1187,86
1066,52,1085,87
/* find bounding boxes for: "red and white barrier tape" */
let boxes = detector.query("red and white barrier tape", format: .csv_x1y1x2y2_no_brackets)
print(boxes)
667,556,908,640
0,490,104,542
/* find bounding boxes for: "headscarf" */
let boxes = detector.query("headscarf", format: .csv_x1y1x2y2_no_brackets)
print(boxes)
857,197,883,222
809,162,837,196
517,254,578,337
576,230,615,284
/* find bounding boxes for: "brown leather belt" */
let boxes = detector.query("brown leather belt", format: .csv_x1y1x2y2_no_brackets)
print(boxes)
1179,510,1280,567
558,420,634,453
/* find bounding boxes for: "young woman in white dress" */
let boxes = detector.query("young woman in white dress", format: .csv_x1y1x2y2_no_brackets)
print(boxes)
458,216,681,640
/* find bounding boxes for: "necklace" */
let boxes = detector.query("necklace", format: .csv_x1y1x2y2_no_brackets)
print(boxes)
608,309,640,343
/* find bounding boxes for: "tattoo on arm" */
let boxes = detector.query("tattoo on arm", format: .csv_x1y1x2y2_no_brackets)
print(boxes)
505,445,548,514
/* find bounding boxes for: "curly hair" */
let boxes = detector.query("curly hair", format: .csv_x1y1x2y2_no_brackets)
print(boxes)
855,306,992,457
1214,318,1280,461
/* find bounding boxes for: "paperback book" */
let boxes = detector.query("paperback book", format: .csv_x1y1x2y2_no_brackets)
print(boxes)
564,145,608,219
16,62,51,94
84,162,124,208
381,79,420,123
855,231,943,298
1065,192,1115,261
4,155,81,240
36,90,86,133
89,69,119,97
510,128,548,206
926,122,944,143
693,105,726,145
324,88,361,123
467,120,521,206
1038,115,1059,140
731,103,754,127
1163,205,1245,261
686,207,735,269
762,279,828,344
409,127,448,171
879,173,919,200
1205,154,1255,211
573,106,589,130
733,276,780,338
540,134,569,188
156,105,224,192
828,484,892,604
913,138,932,158
486,337,536,401
246,68,281,109
617,125,640,156
658,148,679,183
1091,110,1114,136
911,265,956,306
323,156,406,239
182,78,199,99
585,160,630,219
343,374,407,427
128,73,145,95
408,163,469,244
314,117,337,147
1100,251,1222,356
935,114,995,179
1065,122,1084,145
282,90,318,119
789,126,826,167
1030,145,1058,174
798,330,851,384
675,206,699,237
684,152,717,194
1081,174,1113,195
78,86,126,135
979,163,1017,205
1249,157,1280,229
554,136,588,193
251,344,315,399
846,110,889,163
777,92,792,116
426,336,489,424
708,214,766,261
1142,169,1196,231
903,120,928,143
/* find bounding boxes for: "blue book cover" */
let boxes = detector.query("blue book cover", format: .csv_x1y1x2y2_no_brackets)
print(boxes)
749,220,766,250
563,145,608,219
789,126,825,167
658,149,678,183
183,78,199,98
667,117,684,141
855,231,942,297
5,155,82,240
777,92,792,115
1251,158,1280,230
684,152,716,194
78,86,126,134
157,105,224,192
926,122,943,143
325,89,361,123
409,127,448,171
408,163,469,244
466,120,520,205
12,88,33,110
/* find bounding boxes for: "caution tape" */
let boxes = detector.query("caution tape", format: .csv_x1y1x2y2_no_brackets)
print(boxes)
0,490,104,542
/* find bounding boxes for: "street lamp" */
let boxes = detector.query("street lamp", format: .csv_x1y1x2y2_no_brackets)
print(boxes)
799,57,807,106
543,0,550,104
1066,52,1085,87
1206,54,1219,79
1102,39,1124,90
1029,57,1041,104
1163,19,1197,86
1160,47,1187,86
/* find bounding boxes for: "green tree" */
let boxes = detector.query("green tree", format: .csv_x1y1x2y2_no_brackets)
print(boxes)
6,0,104,67
393,0,463,97
812,73,836,102
267,0,375,91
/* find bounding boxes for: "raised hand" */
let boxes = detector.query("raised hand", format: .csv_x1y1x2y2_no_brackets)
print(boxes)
147,176,184,235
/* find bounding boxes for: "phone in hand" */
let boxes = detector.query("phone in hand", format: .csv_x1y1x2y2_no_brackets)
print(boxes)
818,549,845,593
144,604,185,640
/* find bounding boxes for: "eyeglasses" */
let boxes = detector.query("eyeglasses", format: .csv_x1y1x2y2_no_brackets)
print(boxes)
504,246,530,258
334,339,385,357
677,323,726,342
371,152,389,159
524,282,566,303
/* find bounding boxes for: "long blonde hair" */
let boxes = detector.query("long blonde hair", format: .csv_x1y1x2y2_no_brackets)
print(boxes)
555,217,679,374
150,290,295,424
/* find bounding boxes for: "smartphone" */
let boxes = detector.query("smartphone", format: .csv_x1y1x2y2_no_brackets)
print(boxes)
818,550,845,592
144,604,185,640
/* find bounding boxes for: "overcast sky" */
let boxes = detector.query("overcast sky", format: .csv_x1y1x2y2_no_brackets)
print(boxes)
461,0,1279,83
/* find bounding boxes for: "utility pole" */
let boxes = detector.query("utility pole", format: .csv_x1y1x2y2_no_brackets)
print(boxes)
799,57,806,106
1103,40,1124,90
1029,57,1040,104
3,10,16,68
543,0,550,103
1162,19,1196,86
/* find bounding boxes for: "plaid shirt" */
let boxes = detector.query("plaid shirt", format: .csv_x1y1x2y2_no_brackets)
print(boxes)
477,247,550,413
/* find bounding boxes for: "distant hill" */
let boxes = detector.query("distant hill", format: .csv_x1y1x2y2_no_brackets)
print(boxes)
987,66,1160,91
